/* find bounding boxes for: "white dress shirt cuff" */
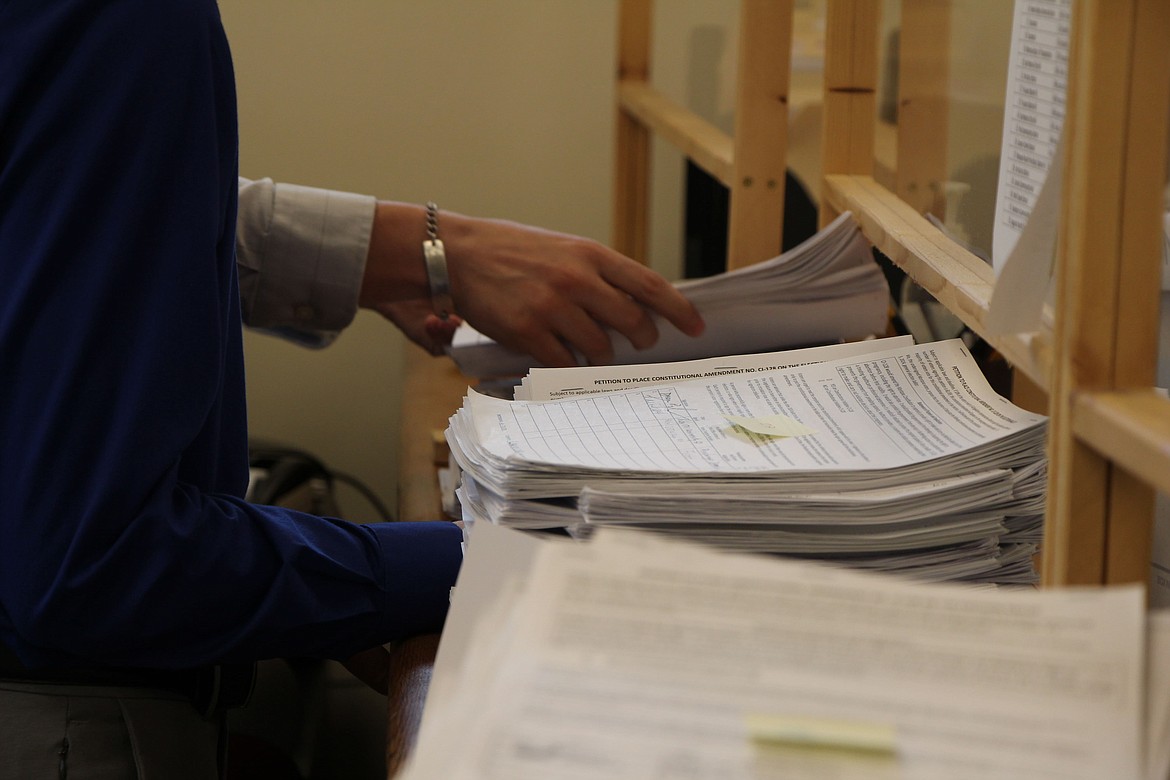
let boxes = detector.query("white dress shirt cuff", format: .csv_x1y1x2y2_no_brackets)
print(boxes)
237,177,375,346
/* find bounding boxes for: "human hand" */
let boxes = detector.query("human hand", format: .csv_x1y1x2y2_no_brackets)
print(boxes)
359,203,704,367
372,297,463,356
439,212,705,367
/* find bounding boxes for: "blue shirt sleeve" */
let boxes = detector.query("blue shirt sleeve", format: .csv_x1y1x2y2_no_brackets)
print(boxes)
0,0,462,669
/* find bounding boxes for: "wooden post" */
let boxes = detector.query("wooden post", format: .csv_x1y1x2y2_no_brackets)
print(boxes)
1100,0,1169,586
1042,0,1167,586
895,0,951,218
819,0,880,227
613,0,653,264
726,0,793,270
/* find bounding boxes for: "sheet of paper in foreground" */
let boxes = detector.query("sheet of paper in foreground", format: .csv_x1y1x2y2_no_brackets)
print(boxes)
399,523,1145,780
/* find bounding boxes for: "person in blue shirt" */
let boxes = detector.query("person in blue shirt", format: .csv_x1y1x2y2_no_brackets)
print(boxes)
0,1,703,776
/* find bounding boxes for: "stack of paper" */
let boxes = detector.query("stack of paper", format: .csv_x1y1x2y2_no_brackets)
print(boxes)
401,523,1162,780
445,211,890,378
446,338,1047,585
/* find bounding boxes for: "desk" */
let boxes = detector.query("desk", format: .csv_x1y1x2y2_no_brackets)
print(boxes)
386,346,471,777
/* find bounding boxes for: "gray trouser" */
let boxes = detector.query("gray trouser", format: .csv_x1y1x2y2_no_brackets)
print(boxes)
0,680,222,780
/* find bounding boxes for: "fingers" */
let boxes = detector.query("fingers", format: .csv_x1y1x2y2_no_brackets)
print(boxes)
553,250,704,361
491,311,601,368
562,281,659,354
374,300,462,357
493,252,704,367
517,332,581,368
437,213,705,368
423,313,462,347
549,305,618,366
600,257,705,339
490,269,640,367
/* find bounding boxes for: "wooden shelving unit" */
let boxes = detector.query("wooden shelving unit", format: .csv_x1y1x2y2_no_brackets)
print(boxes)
613,0,1170,587
614,0,792,270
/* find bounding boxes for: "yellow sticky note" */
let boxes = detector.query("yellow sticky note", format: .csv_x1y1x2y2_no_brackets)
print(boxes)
724,414,817,438
745,714,898,754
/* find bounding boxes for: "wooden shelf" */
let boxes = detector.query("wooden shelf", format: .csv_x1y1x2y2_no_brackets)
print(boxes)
823,174,1052,390
1074,389,1170,498
612,0,1169,588
617,81,733,187
613,0,790,270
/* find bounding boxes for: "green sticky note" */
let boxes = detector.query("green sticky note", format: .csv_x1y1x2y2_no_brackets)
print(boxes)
724,413,817,438
745,714,898,754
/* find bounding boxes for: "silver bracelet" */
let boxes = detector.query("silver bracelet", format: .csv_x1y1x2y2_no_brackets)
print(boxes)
423,201,454,320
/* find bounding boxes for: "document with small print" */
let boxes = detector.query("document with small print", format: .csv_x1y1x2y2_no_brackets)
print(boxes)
399,523,1145,780
448,338,1046,498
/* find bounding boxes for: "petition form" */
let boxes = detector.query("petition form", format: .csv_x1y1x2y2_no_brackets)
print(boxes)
449,339,1046,497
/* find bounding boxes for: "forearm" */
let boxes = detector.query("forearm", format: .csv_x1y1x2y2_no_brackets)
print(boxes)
358,200,434,309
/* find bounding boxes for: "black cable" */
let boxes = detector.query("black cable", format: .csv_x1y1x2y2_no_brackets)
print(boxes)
330,470,395,523
248,440,395,522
